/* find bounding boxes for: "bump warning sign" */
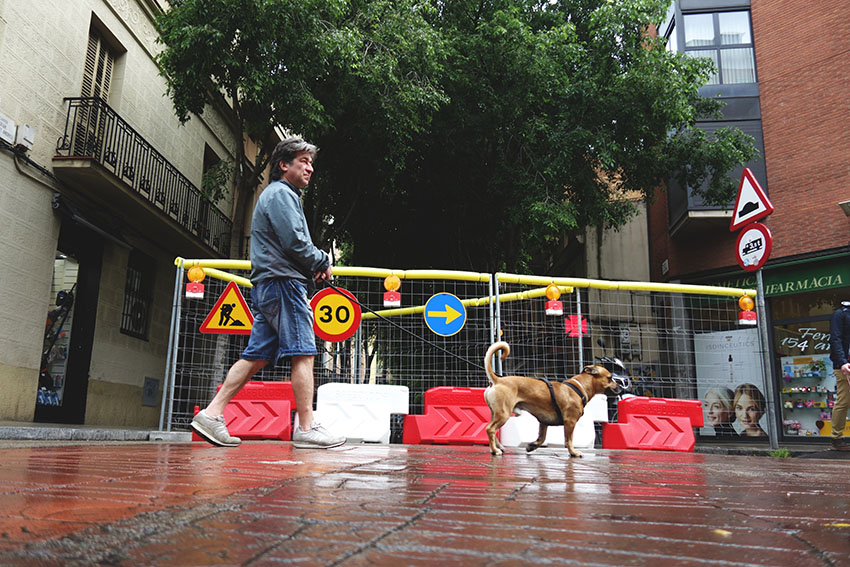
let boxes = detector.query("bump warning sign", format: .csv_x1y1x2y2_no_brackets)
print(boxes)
199,281,254,335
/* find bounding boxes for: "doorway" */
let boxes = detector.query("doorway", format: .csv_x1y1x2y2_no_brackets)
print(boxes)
34,220,102,423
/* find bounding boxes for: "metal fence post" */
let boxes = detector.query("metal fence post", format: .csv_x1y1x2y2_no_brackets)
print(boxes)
576,287,584,370
165,262,185,432
159,261,182,431
494,274,503,376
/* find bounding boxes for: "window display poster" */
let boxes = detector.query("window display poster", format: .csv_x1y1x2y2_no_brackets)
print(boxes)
694,329,767,438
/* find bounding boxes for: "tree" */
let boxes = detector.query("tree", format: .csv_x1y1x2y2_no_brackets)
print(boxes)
314,0,757,272
155,0,445,258
156,0,757,273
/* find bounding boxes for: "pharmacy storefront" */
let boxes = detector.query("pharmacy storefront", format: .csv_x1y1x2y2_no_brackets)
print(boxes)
705,255,850,442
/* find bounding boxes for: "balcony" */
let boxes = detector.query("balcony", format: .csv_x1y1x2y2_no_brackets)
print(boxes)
667,176,733,237
53,97,231,256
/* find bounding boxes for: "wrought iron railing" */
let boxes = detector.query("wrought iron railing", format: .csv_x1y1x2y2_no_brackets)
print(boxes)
55,97,231,255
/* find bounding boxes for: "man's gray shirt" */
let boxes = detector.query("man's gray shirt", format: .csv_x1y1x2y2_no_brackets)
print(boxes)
249,179,329,284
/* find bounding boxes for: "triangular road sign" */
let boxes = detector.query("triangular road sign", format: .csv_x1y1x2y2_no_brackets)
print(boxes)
200,281,254,334
730,168,774,231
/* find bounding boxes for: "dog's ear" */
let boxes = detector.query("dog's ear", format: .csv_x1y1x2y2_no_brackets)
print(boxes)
582,365,599,376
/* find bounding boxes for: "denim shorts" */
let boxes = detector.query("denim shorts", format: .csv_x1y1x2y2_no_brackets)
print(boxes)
241,278,318,362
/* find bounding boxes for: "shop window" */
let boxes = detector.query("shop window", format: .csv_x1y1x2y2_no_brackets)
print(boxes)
770,288,845,321
772,286,850,438
121,251,155,340
683,11,755,85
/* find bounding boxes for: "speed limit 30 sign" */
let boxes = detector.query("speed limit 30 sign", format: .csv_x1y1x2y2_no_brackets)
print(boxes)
310,287,362,342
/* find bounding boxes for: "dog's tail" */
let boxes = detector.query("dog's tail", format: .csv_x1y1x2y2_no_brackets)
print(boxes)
485,341,510,385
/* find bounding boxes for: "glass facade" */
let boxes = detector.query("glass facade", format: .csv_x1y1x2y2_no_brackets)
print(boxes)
772,286,850,439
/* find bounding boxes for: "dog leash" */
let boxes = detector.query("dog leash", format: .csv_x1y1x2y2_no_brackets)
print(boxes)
321,280,488,373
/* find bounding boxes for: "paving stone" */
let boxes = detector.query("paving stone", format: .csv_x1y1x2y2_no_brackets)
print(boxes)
0,442,846,566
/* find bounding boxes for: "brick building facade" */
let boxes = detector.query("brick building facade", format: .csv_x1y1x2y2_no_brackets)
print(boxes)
649,0,850,442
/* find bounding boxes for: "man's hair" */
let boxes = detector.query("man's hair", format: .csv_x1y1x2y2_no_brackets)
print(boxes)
269,137,318,181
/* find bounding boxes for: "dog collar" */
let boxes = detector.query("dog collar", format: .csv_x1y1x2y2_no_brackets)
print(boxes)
564,378,588,407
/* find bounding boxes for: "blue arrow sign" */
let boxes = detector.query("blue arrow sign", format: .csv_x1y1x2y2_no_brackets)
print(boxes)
424,293,467,337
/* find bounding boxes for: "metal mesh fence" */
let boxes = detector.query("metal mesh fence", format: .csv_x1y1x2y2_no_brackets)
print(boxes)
165,266,494,429
313,272,494,416
495,274,765,438
164,262,762,440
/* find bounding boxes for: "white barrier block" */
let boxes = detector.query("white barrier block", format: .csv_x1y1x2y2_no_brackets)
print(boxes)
572,394,608,448
304,383,409,444
499,411,565,447
499,394,609,449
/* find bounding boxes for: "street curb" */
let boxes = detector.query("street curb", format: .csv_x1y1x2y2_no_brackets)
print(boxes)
0,426,191,442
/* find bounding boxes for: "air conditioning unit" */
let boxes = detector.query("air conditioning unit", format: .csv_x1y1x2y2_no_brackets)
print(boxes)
14,124,34,151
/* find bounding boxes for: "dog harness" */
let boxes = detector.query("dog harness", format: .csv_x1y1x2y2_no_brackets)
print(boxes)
565,378,589,407
538,377,588,425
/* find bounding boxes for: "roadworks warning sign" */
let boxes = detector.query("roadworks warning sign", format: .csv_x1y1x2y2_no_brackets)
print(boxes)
200,281,254,334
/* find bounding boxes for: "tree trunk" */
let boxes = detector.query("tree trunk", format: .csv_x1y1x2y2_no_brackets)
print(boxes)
228,174,255,260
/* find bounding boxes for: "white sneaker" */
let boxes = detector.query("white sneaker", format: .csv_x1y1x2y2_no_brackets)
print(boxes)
192,410,241,447
292,422,345,449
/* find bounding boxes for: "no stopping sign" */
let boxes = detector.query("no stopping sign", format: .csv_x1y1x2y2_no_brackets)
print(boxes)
310,287,361,342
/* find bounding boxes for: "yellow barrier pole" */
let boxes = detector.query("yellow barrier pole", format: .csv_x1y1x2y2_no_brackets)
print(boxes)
496,273,756,298
173,258,755,303
361,285,571,320
175,259,492,282
175,257,252,271
203,268,253,288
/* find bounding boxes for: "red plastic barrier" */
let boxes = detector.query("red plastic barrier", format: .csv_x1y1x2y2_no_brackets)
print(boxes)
602,397,704,452
403,387,490,445
194,381,296,442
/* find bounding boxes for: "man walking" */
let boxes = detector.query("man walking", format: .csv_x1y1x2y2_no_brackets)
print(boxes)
829,301,850,451
192,137,345,449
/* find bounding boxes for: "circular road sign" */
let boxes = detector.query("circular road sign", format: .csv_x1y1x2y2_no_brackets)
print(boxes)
424,293,467,337
735,222,773,272
310,287,361,342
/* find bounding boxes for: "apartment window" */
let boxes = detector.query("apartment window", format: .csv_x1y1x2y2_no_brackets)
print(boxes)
121,251,155,340
683,11,755,85
82,27,115,101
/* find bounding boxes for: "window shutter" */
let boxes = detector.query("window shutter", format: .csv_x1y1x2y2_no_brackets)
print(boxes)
82,30,113,101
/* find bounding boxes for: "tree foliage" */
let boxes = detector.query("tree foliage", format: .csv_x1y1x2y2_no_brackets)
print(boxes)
155,0,757,271
155,0,443,256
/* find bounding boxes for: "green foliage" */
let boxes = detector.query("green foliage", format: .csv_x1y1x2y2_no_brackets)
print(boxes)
769,448,792,458
156,0,340,139
201,159,233,204
155,0,445,256
155,0,758,270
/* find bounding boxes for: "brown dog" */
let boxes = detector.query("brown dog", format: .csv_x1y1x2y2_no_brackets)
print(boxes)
484,341,619,457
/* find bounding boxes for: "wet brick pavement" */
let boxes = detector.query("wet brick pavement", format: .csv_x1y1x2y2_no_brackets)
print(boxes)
0,441,848,566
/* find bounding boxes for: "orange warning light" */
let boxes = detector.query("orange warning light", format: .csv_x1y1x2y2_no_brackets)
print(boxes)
187,265,206,283
384,274,401,292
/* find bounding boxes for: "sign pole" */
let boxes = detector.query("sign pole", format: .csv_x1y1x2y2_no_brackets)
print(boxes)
730,168,777,448
756,269,779,450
